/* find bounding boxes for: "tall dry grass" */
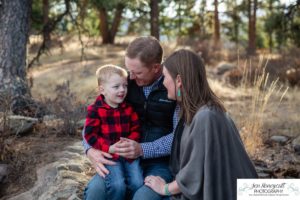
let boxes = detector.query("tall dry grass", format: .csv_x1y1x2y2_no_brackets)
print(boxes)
238,55,289,155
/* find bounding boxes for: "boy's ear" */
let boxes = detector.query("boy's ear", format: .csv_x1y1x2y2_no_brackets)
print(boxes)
99,85,104,94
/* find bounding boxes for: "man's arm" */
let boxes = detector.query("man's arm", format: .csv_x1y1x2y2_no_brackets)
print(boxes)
82,128,115,178
140,133,174,159
82,129,92,154
141,104,180,158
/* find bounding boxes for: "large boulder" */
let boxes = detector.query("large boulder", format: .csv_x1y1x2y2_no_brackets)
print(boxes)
8,115,38,136
216,62,236,75
286,68,300,86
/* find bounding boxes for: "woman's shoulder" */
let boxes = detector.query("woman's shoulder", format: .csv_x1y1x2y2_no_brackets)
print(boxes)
194,105,224,121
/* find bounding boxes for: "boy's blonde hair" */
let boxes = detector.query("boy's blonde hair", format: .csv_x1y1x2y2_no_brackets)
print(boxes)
96,64,128,86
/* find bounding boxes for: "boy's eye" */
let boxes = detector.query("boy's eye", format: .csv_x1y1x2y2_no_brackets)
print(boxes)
113,86,119,89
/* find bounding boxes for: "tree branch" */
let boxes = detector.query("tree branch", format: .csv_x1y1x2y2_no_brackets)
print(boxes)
28,0,71,68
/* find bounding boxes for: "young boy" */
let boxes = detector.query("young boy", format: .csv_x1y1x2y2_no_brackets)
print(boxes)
84,64,143,200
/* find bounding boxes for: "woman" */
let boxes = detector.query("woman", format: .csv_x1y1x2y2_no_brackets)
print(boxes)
144,49,257,200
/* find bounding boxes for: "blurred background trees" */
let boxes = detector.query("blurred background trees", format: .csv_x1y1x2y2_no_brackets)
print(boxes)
1,0,300,113
28,0,300,53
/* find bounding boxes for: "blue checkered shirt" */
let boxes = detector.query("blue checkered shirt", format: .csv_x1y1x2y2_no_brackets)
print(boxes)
82,76,179,159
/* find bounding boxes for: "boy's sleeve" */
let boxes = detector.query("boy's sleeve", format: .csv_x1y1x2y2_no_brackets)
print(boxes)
127,107,140,142
84,105,104,150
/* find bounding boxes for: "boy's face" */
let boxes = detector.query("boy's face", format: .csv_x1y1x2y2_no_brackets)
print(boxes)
100,74,128,108
125,56,160,86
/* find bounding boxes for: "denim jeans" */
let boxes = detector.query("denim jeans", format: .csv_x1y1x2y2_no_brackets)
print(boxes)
105,158,143,200
84,162,172,200
84,158,143,200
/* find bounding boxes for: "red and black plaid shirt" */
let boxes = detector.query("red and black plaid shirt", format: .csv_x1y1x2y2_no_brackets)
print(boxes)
84,95,140,161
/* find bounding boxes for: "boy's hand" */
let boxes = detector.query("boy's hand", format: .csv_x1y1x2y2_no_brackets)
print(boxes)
114,137,143,159
86,148,116,178
109,142,121,154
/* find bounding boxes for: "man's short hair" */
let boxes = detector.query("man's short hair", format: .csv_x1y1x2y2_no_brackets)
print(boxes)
96,64,128,86
125,36,163,66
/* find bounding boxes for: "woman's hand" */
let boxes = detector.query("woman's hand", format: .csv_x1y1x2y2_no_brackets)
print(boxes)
144,175,166,195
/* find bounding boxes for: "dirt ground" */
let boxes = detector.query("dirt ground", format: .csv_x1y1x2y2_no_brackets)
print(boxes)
1,38,300,198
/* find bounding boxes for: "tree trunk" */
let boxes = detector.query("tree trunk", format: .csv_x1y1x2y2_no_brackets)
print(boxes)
268,0,274,52
43,0,51,47
150,0,160,40
110,4,125,44
248,0,257,56
79,0,89,21
98,4,124,44
0,0,33,113
213,0,220,49
199,0,207,38
233,0,239,47
98,6,111,44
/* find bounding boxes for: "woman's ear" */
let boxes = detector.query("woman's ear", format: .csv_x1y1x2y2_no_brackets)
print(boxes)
176,74,182,88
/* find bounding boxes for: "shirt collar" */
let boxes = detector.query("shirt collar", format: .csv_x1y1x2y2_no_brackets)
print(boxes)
95,95,126,109
143,75,163,91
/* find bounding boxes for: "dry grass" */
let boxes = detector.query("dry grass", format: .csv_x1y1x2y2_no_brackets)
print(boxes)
227,55,289,155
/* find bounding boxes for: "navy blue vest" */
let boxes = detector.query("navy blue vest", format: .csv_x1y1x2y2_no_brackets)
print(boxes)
126,77,177,164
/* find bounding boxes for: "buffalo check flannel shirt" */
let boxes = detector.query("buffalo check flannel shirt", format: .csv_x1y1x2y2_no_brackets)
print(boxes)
84,95,140,161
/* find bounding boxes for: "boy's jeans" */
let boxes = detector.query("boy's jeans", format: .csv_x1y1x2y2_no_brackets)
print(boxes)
84,162,172,200
90,157,143,200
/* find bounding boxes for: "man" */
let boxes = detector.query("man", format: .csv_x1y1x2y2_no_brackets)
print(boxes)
83,36,179,200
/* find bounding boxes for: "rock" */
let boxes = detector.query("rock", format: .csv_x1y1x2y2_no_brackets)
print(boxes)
223,68,243,86
258,172,272,178
43,115,57,121
216,62,236,75
0,164,9,183
270,135,289,145
282,168,300,178
292,136,300,155
7,141,91,200
286,68,300,86
255,166,273,173
8,115,38,136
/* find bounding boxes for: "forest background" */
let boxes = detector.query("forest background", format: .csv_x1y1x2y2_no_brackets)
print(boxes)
0,0,300,199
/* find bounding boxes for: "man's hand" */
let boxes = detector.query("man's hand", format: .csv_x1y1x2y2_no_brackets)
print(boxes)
114,137,143,159
86,148,116,178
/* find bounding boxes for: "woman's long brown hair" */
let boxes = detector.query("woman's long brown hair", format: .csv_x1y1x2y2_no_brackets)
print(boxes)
163,49,225,124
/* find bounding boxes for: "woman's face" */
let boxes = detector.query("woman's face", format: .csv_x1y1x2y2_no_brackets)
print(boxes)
163,67,176,100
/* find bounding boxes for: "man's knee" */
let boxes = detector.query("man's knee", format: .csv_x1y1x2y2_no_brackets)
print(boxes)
128,173,144,192
106,179,126,198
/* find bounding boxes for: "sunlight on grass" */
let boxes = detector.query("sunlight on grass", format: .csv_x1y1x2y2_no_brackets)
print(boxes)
238,55,289,156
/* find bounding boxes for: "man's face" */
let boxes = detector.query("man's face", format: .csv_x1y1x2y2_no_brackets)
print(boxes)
125,56,159,86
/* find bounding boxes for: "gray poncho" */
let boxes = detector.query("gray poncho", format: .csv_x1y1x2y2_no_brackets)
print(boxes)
172,106,257,200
